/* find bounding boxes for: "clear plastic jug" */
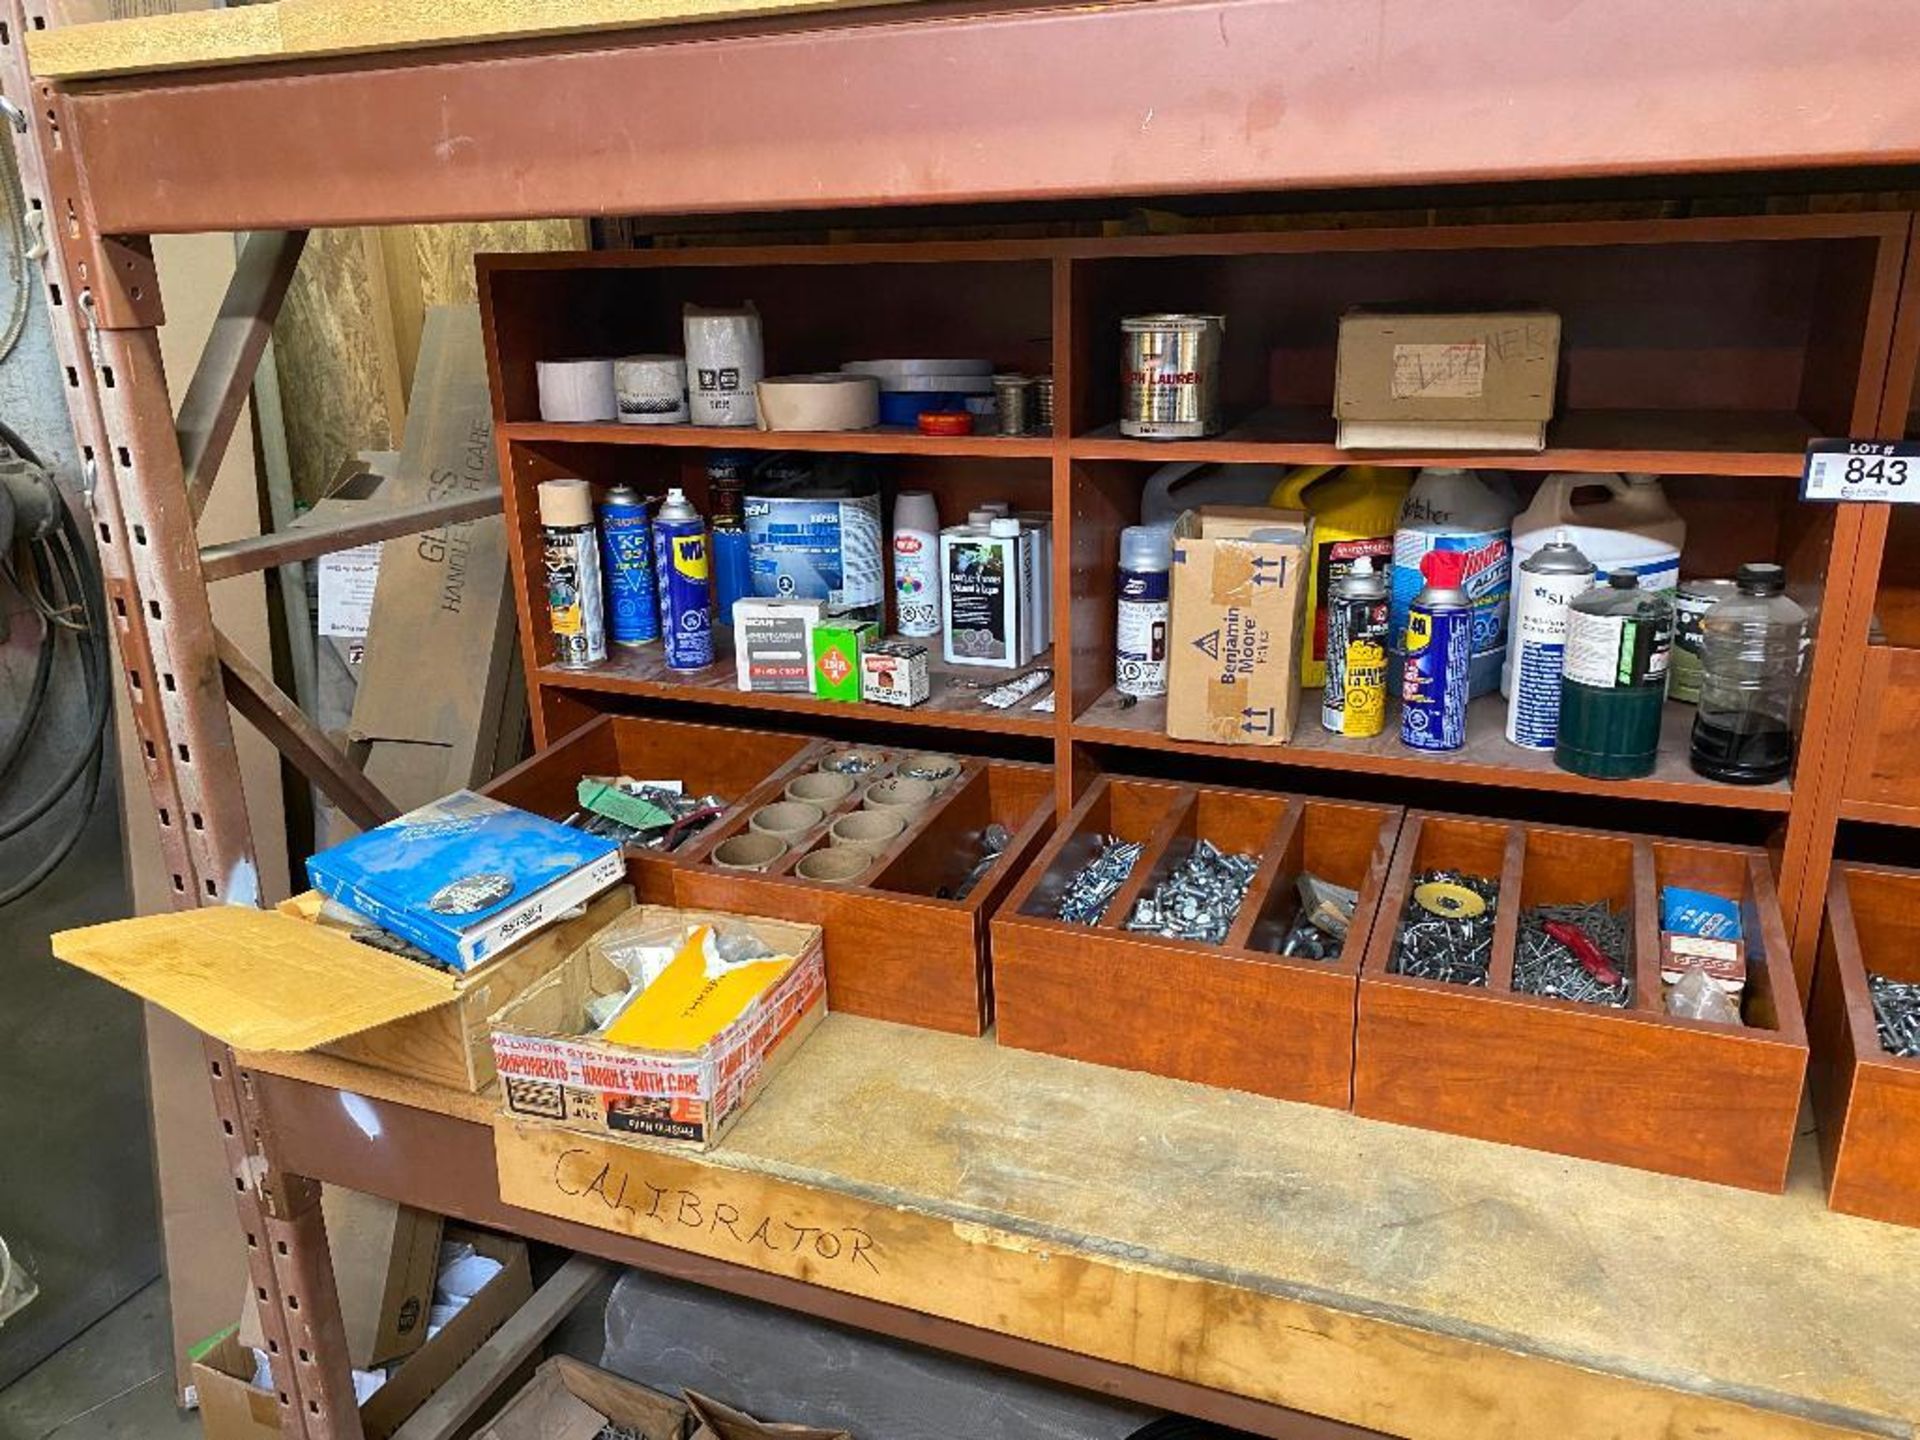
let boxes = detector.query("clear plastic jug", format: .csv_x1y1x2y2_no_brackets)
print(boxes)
1688,563,1807,785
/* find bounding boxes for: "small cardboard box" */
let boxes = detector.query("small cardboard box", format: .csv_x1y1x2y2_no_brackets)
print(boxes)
861,640,931,708
733,598,824,694
195,1228,532,1440
1166,507,1312,747
491,905,826,1150
238,1188,442,1369
810,620,876,702
1334,308,1561,451
686,1392,851,1440
476,1356,689,1440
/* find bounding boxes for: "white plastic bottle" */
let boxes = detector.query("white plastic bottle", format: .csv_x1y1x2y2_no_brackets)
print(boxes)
1389,466,1517,699
891,490,942,637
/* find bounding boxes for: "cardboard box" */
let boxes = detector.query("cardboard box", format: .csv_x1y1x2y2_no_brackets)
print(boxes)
1166,507,1312,747
238,1189,442,1369
686,1393,850,1440
196,1228,532,1440
733,598,824,693
476,1356,689,1440
1334,308,1561,451
491,905,827,1150
860,640,930,708
809,620,876,702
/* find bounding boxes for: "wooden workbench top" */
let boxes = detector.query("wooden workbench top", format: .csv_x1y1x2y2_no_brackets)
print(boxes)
27,0,927,80
244,1016,1920,1440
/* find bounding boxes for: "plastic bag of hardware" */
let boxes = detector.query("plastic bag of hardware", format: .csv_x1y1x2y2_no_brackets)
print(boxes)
585,912,782,1033
1666,969,1743,1026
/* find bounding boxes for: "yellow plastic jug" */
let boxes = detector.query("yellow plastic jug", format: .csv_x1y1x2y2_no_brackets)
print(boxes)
1270,464,1412,687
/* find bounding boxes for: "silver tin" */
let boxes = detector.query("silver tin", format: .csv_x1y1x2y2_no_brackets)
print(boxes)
1121,313,1224,439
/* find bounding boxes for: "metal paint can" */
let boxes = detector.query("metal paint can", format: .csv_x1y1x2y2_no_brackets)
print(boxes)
1400,550,1473,752
1669,577,1738,705
993,374,1033,436
1504,535,1595,749
1322,556,1390,737
598,484,659,646
653,487,714,671
1120,313,1224,439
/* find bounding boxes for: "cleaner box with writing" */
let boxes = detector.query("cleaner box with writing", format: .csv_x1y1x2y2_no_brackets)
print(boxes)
1166,507,1313,747
941,519,1022,669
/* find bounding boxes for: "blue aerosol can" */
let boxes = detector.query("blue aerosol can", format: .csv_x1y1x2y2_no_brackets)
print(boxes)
598,483,659,646
653,487,714,671
1400,549,1473,752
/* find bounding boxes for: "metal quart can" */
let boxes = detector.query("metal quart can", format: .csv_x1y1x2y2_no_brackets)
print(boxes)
1322,558,1390,737
1120,314,1224,439
1400,551,1473,752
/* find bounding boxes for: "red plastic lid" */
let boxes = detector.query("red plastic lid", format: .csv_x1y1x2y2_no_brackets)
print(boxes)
917,410,974,436
1420,549,1467,587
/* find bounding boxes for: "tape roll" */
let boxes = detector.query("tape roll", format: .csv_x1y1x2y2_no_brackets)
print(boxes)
536,358,618,423
755,373,881,432
613,354,689,425
842,358,994,382
684,304,765,427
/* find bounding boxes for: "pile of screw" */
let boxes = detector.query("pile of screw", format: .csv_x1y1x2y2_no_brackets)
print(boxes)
1054,837,1144,925
1390,870,1499,985
947,823,1013,901
1124,840,1260,945
1280,872,1358,960
1514,902,1631,1007
1869,971,1920,1058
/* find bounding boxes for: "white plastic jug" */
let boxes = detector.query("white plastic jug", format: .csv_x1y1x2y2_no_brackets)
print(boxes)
1139,461,1289,528
1389,467,1518,699
1505,472,1684,694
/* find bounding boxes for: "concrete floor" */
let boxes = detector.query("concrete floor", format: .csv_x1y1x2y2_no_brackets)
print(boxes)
0,1279,197,1440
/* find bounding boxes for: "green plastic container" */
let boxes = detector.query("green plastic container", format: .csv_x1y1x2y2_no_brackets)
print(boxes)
1555,572,1672,780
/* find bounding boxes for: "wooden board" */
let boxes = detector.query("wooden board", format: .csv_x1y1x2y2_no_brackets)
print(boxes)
26,0,929,79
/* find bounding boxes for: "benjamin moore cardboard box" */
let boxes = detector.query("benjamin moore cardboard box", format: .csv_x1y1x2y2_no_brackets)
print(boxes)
237,1189,441,1369
1166,507,1312,748
1335,308,1561,451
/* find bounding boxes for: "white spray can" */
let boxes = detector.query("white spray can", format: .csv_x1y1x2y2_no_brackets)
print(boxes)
1506,530,1596,750
892,490,942,637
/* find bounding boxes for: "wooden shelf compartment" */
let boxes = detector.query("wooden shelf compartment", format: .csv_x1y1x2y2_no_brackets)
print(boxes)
992,776,1400,1107
483,712,814,902
1353,812,1807,1191
1809,864,1920,1228
673,740,1055,1036
1842,510,1920,826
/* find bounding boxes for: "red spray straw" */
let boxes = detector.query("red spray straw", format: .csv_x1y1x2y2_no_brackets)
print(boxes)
1420,548,1468,588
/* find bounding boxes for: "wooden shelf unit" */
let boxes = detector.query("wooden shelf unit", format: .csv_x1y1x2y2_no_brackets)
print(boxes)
479,214,1905,987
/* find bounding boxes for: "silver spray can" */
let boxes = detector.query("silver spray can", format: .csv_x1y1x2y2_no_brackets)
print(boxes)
537,479,607,669
1115,525,1172,698
1505,531,1596,749
1120,314,1224,439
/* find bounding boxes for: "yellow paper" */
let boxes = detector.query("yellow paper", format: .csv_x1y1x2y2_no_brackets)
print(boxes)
600,925,793,1053
52,907,461,1051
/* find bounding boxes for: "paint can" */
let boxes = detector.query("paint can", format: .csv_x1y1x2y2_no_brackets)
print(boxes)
653,487,714,671
598,483,659,646
537,479,606,669
1505,533,1595,749
1400,550,1472,752
1120,313,1224,439
1322,555,1390,737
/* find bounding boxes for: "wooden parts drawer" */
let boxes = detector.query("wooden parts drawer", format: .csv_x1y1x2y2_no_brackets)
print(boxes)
484,712,812,901
993,776,1400,1108
1354,813,1807,1192
1841,641,1920,821
1810,864,1920,1228
672,743,1055,1036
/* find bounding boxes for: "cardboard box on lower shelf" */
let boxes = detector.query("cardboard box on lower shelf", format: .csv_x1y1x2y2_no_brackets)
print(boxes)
687,1392,851,1440
490,905,827,1150
237,1188,441,1369
195,1227,532,1440
476,1356,689,1440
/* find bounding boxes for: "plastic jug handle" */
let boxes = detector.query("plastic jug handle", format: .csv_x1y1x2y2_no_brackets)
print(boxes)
1546,471,1631,517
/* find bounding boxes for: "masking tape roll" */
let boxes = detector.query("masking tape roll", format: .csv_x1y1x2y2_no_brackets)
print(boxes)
536,358,617,423
613,354,689,425
755,374,881,432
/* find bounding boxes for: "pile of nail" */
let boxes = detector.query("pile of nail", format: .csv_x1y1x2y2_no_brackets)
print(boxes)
1514,901,1631,1007
1279,872,1359,960
945,823,1013,901
1390,870,1499,986
1123,840,1260,945
1054,836,1144,925
1869,971,1920,1058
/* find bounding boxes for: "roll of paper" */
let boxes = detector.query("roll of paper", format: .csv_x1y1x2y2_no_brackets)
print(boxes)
535,358,617,423
613,354,689,425
755,373,881,432
684,304,765,427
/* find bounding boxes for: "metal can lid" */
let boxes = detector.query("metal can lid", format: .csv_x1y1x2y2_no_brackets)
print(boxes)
1122,313,1225,332
917,410,974,436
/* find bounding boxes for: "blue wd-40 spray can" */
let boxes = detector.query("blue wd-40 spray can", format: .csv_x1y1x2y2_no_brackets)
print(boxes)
653,487,714,671
1400,549,1473,752
598,483,659,646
